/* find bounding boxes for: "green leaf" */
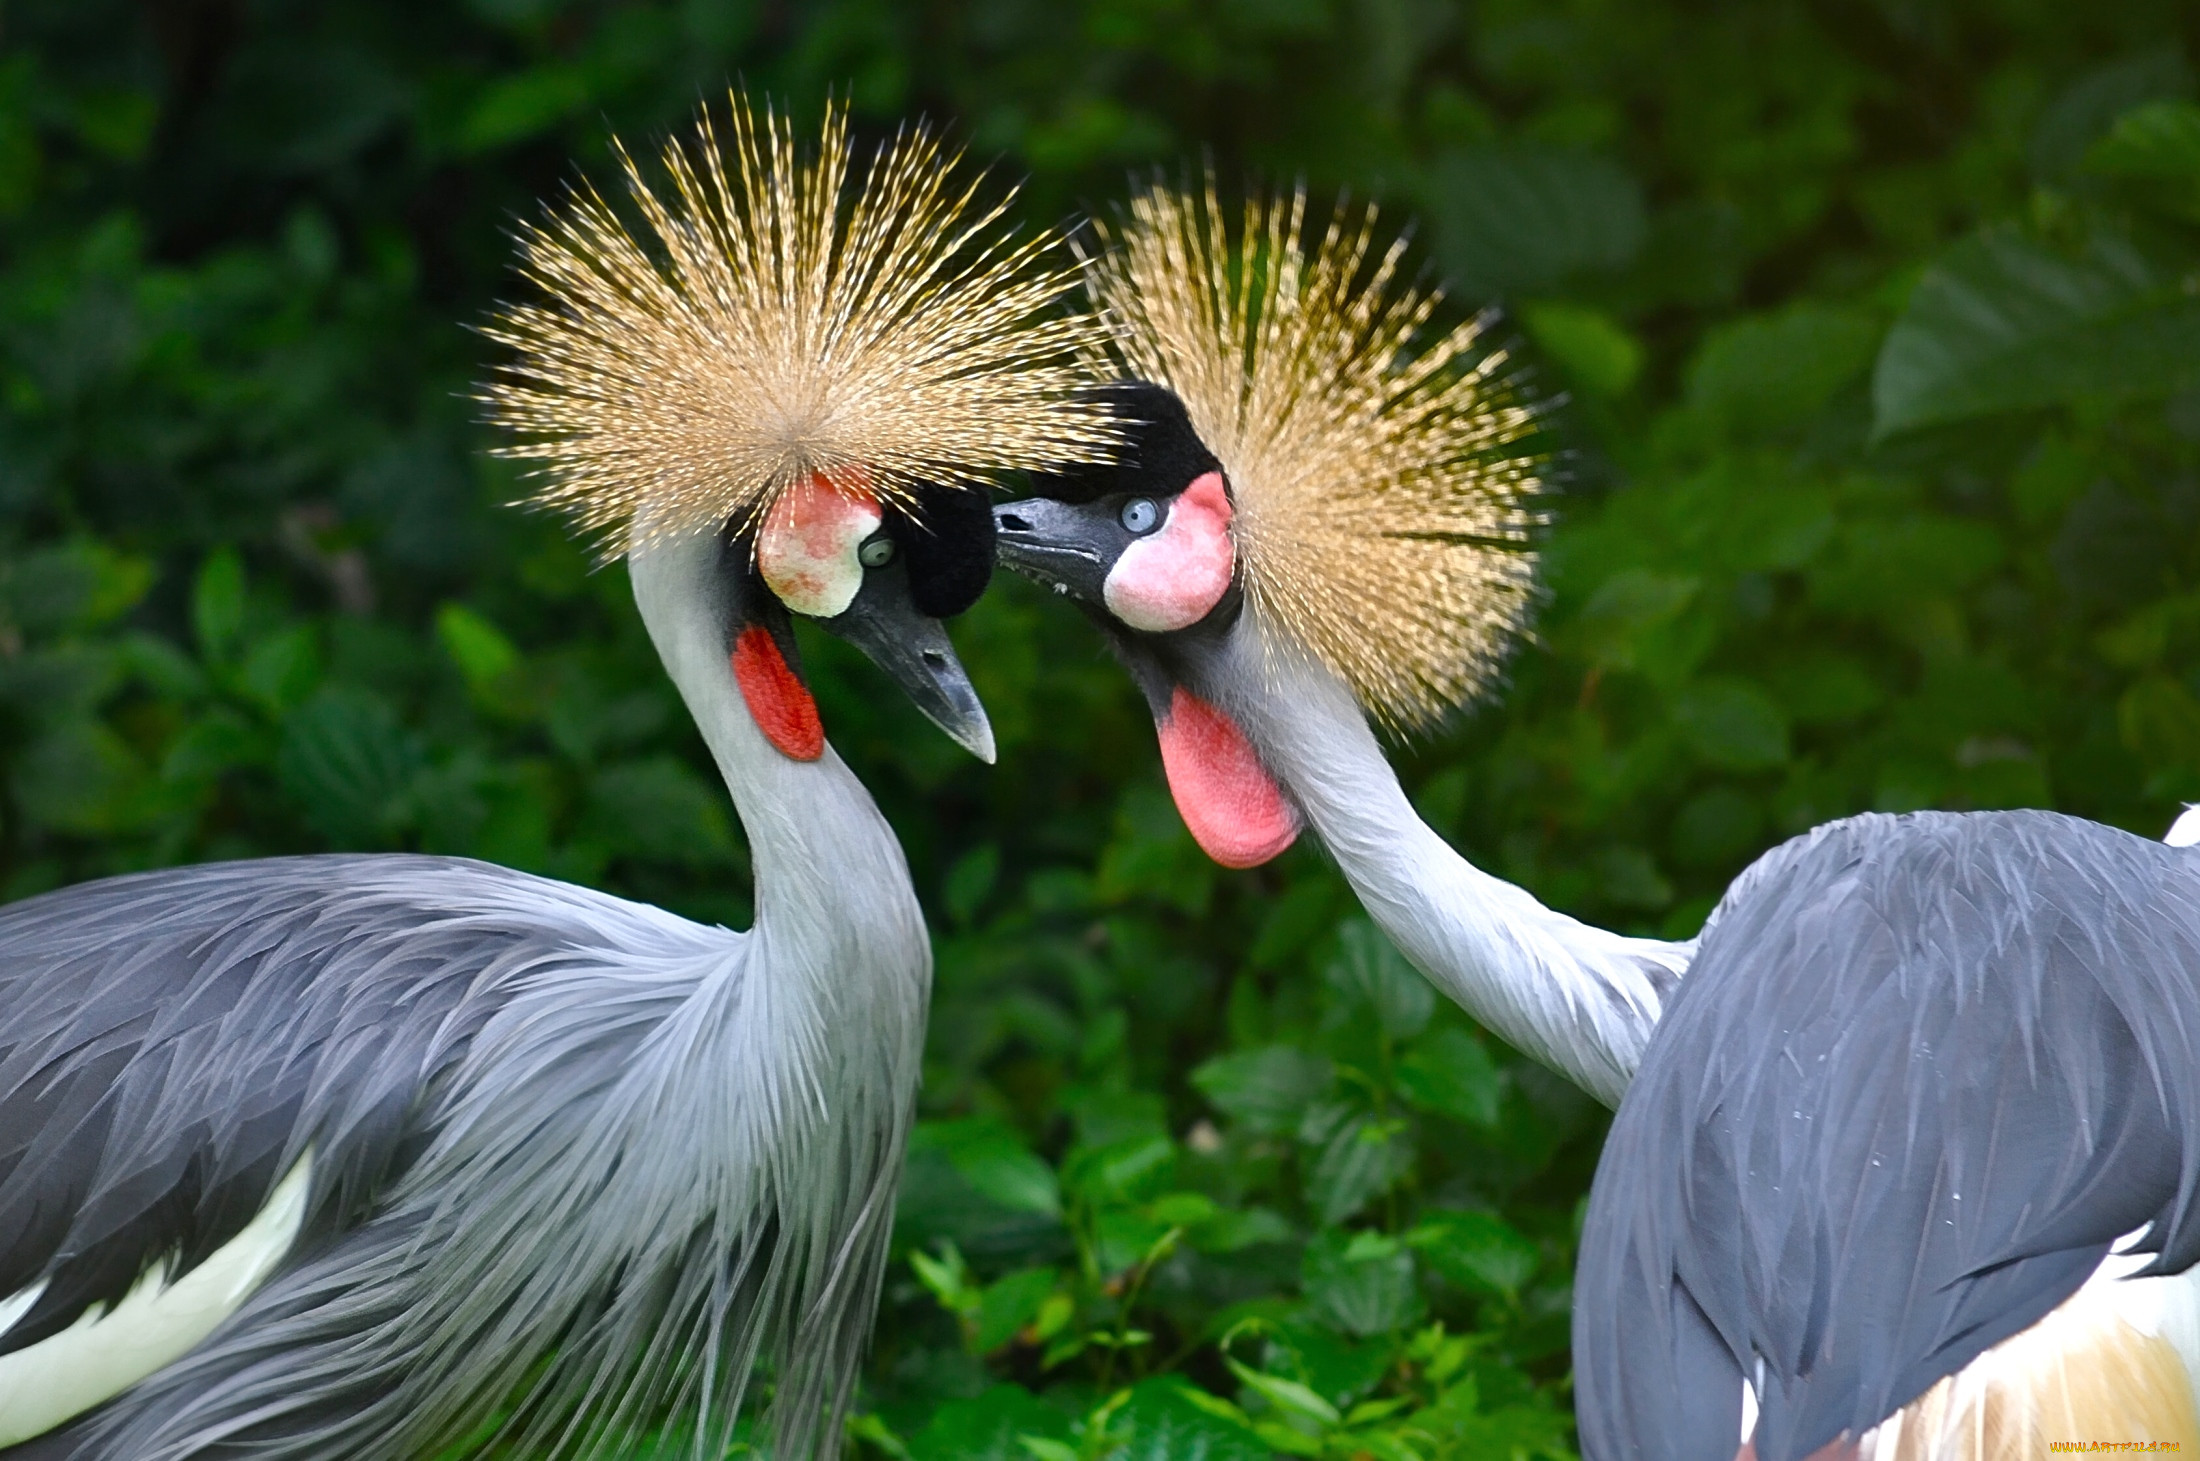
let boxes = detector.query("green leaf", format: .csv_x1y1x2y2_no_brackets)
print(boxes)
1340,1394,1412,1426
908,1386,1070,1461
276,687,422,845
454,65,591,153
1670,787,1765,869
1068,1134,1177,1208
1247,877,1341,969
193,549,246,665
437,603,520,688
118,632,207,701
1069,1088,1170,1147
238,626,322,716
0,645,119,723
1187,1206,1295,1254
911,1242,981,1319
1323,920,1432,1039
2086,99,2200,224
1520,300,1643,397
1422,143,1645,297
944,842,1001,926
1192,1045,1334,1133
1766,653,1885,726
1411,1210,1541,1300
10,720,146,834
973,1267,1059,1353
1300,1103,1414,1226
913,1118,1062,1216
1684,303,1880,439
1809,515,2004,616
1223,1358,1342,1427
1415,1401,1579,1460
1872,226,2200,438
581,757,736,869
161,706,270,786
1148,1190,1219,1226
1594,845,1674,911
1395,1028,1502,1127
2027,49,2193,183
1302,1229,1422,1337
1571,569,1700,673
847,1412,914,1461
1246,1422,1325,1457
2119,675,2200,773
1016,1439,1078,1461
1,541,152,635
1257,1322,1393,1414
1672,679,1790,770
1107,1378,1270,1461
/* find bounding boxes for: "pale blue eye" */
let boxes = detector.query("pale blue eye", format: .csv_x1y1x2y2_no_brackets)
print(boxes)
859,536,896,568
1120,498,1160,534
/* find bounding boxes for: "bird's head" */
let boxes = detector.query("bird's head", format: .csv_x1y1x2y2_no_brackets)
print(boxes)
719,470,998,761
480,94,1117,766
997,183,1543,865
993,386,1292,865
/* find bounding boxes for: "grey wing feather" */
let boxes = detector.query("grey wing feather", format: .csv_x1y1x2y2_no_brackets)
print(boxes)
1575,810,2200,1461
0,855,697,1355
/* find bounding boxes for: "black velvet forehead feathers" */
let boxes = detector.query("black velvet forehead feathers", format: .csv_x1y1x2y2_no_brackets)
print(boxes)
886,483,996,619
1024,382,1223,505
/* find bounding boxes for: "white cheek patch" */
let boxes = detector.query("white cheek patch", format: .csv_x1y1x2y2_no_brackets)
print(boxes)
758,474,883,619
1102,471,1235,633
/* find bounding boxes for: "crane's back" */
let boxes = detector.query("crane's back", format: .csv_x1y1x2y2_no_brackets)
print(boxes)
1575,810,2200,1461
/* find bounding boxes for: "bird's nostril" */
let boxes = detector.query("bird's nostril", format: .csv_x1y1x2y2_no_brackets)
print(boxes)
921,650,947,669
997,513,1032,533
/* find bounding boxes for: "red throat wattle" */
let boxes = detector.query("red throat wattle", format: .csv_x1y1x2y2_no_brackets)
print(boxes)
732,625,824,761
1155,686,1299,867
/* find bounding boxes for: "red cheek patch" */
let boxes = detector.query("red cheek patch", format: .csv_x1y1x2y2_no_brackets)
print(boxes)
1104,471,1235,632
1155,686,1299,868
732,625,823,761
758,472,883,619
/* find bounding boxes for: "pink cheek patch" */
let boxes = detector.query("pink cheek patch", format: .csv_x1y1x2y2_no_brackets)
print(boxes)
758,472,883,619
1155,686,1300,868
1103,471,1235,633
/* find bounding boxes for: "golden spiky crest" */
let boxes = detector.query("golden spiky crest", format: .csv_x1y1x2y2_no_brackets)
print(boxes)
481,95,1118,555
1084,181,1543,730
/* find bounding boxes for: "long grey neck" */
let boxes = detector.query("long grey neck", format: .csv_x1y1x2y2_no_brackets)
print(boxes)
628,536,928,1016
1215,622,1687,1107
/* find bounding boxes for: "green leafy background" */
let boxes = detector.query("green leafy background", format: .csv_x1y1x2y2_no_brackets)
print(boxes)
6,3,2200,1456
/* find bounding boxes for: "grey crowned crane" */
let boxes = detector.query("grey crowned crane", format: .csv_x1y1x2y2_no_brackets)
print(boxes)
0,99,1111,1460
995,185,2200,1453
992,184,1689,1107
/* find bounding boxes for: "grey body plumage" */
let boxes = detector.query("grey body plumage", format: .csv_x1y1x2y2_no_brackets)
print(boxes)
0,839,920,1459
0,530,938,1460
1575,809,2200,1460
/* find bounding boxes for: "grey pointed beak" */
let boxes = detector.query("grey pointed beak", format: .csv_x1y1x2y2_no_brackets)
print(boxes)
993,496,1119,606
821,562,996,763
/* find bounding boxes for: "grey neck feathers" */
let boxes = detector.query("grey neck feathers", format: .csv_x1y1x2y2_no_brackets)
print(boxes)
629,534,928,986
1212,618,1688,1108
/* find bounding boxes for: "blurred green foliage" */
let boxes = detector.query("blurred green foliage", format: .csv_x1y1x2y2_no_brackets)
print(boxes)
5,1,2200,1456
